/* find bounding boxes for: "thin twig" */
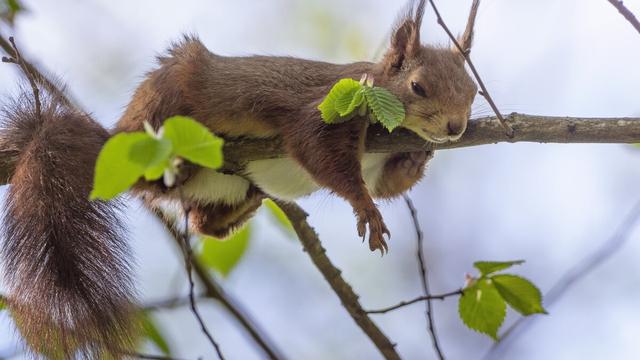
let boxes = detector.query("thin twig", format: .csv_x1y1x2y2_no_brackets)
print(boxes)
606,0,640,34
367,290,464,315
403,194,444,359
145,200,285,360
177,193,225,360
483,199,640,360
143,294,206,312
1,37,41,117
274,200,402,360
427,0,514,137
0,34,78,108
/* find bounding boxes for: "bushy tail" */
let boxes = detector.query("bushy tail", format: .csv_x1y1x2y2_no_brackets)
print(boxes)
0,88,136,358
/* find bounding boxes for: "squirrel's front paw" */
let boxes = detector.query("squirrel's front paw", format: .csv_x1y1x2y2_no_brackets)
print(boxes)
357,206,391,255
398,150,433,178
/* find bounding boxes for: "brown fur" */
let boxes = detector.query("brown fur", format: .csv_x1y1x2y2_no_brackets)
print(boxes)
189,186,266,238
118,1,479,253
374,151,434,199
0,89,136,358
0,1,479,355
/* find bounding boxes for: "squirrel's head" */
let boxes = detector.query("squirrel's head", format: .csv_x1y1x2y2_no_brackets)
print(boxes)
375,0,479,143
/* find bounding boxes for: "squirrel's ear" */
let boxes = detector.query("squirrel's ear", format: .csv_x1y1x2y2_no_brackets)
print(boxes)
455,0,480,57
382,0,425,74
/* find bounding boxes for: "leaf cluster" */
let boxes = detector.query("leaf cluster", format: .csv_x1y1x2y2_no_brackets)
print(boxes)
318,77,405,132
91,116,224,200
459,260,547,340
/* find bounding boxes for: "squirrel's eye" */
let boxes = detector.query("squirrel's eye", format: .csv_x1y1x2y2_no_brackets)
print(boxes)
411,81,427,97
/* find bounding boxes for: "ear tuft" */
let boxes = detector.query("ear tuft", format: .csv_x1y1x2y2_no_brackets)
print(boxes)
382,0,426,74
457,0,481,56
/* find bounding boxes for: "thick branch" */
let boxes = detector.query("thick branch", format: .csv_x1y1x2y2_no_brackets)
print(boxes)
275,200,401,360
0,113,635,183
220,114,640,167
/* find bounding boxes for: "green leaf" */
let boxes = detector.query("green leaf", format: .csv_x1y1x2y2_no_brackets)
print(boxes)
140,312,171,356
335,87,365,117
129,137,172,169
90,132,149,200
318,78,363,123
0,296,6,311
474,260,524,276
363,86,405,132
1,0,24,25
143,159,170,181
162,116,224,169
263,198,295,237
129,137,173,181
198,224,251,277
492,274,547,316
459,278,506,340
7,0,21,12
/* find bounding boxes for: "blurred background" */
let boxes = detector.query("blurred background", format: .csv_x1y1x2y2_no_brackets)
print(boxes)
1,0,640,359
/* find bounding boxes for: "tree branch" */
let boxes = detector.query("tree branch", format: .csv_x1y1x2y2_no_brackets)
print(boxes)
274,200,402,360
144,200,286,360
176,195,226,360
403,194,444,360
428,0,514,136
366,290,464,315
482,199,640,359
0,34,78,108
606,0,640,34
218,114,640,169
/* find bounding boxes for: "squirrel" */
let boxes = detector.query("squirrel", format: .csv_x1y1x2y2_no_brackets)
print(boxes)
0,0,479,357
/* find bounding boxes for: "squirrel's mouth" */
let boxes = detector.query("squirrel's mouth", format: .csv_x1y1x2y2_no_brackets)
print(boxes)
418,128,449,144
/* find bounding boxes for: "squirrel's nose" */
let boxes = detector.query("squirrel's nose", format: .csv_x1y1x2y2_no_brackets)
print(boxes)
447,121,465,136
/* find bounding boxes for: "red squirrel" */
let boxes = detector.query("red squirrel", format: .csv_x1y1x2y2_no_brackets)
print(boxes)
0,0,479,357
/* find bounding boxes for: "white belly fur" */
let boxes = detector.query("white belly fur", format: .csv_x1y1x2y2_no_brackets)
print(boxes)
182,154,391,205
246,153,391,200
183,168,250,205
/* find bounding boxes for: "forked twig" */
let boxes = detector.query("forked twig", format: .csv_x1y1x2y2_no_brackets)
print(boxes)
403,194,444,359
275,200,402,360
177,192,225,360
367,289,464,315
145,200,284,360
1,36,41,117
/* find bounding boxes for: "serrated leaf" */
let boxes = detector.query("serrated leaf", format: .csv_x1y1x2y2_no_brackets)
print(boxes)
263,198,294,237
162,116,224,169
335,87,365,117
90,132,149,200
474,260,524,276
318,78,363,124
363,87,405,132
198,224,251,277
492,274,547,316
459,278,506,340
140,312,171,356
